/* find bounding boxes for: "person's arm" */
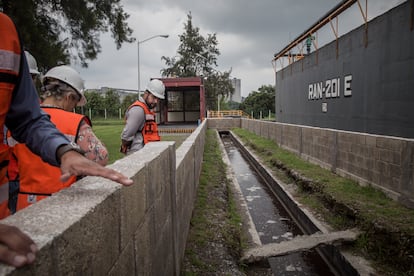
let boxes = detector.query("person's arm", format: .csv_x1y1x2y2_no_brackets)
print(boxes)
6,49,132,185
0,12,42,268
0,12,132,269
1,52,133,269
76,119,109,166
120,106,145,153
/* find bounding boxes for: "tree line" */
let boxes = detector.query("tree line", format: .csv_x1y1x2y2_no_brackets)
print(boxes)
78,84,276,121
75,90,137,119
240,85,275,119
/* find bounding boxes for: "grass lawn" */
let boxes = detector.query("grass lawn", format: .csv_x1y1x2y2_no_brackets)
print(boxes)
92,119,189,164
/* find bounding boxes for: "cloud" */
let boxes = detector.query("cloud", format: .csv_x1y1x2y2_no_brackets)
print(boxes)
74,0,404,97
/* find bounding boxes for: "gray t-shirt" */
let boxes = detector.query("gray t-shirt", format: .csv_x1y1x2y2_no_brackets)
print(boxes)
121,100,146,154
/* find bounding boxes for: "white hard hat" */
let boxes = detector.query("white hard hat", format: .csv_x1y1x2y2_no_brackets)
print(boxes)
43,65,87,106
24,51,40,75
146,79,165,99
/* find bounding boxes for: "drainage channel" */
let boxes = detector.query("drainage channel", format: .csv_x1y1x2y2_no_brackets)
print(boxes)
219,131,358,276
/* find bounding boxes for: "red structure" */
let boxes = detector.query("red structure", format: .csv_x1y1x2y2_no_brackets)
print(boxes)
153,77,205,124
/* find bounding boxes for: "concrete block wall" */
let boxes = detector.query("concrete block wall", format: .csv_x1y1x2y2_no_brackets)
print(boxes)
208,117,413,207
207,117,241,130
275,1,414,138
174,122,206,270
301,127,337,169
241,118,414,208
0,121,207,275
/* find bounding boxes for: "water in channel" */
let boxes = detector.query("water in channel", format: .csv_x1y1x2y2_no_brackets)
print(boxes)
221,134,335,276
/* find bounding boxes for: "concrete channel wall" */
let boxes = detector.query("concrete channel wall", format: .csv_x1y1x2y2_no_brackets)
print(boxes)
0,121,206,275
208,118,414,208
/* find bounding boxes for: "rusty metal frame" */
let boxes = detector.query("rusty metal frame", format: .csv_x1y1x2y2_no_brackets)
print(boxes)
356,0,368,47
272,0,372,71
329,16,339,58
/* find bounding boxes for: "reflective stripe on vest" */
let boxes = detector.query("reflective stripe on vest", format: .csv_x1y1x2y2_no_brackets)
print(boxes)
0,12,21,219
0,50,20,74
145,114,155,120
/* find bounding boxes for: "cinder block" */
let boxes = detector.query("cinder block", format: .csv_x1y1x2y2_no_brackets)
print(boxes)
120,168,147,250
152,219,175,275
376,137,403,151
0,124,209,276
49,188,122,275
379,148,401,165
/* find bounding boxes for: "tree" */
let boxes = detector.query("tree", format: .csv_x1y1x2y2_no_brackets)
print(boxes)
78,90,136,119
83,90,105,118
203,71,234,110
103,90,121,118
121,94,138,116
223,100,240,110
160,12,233,110
1,0,135,71
240,85,275,119
161,13,218,78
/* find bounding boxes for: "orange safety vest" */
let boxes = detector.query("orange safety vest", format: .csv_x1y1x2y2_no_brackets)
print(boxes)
0,13,21,219
7,150,18,181
127,101,161,144
14,107,91,211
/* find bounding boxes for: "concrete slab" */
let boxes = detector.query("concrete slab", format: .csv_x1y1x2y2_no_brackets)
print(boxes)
241,229,359,264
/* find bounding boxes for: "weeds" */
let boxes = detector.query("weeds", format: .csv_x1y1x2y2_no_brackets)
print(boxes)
181,130,245,274
231,127,414,275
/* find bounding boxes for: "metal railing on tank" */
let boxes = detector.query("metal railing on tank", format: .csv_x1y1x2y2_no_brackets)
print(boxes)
207,110,251,118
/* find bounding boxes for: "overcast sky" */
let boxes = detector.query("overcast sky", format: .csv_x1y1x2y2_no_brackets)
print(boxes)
73,0,405,97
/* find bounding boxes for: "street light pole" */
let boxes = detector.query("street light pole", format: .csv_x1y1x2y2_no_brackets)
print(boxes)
137,34,169,93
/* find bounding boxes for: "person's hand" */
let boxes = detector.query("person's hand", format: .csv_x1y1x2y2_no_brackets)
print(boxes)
120,144,128,154
59,151,133,186
0,224,37,267
120,139,132,154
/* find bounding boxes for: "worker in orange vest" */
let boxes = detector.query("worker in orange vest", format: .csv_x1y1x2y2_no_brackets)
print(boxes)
120,79,165,154
0,12,132,268
25,50,41,82
11,65,109,212
6,51,41,215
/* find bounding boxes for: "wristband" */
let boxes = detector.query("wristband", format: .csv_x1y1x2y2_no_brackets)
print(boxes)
57,142,86,163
